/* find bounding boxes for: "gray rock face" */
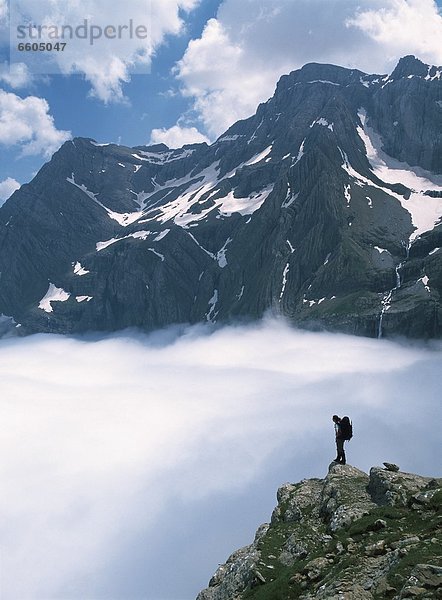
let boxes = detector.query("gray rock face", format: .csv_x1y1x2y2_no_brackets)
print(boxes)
320,464,376,531
196,524,269,600
0,56,441,338
384,462,400,472
368,466,435,507
271,482,304,523
371,56,442,173
399,564,442,598
197,464,442,600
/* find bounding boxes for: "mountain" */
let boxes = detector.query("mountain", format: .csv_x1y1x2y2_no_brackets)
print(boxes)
1,55,442,337
197,462,442,599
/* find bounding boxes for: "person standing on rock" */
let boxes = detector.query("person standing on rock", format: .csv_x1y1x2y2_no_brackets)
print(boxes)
332,415,346,465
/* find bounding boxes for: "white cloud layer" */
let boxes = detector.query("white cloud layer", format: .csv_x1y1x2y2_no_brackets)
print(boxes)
0,319,440,599
150,124,210,147
0,176,20,204
0,89,71,157
9,0,200,103
174,0,442,138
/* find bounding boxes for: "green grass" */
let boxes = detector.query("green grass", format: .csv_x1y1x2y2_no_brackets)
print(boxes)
242,566,302,600
386,539,442,593
428,489,442,512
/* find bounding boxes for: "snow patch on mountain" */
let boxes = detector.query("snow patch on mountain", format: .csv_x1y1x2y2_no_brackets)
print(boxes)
213,185,274,218
310,117,333,131
357,110,442,191
38,284,70,313
67,175,143,227
217,134,243,142
130,190,151,209
287,240,295,253
282,186,299,209
424,66,441,81
356,109,442,240
137,157,274,227
206,289,219,322
153,229,170,242
135,148,195,164
306,80,340,86
418,275,431,293
293,139,305,165
186,232,216,260
245,145,272,166
147,248,165,261
73,262,89,276
279,263,290,300
140,162,220,227
340,127,442,243
96,231,152,252
217,238,232,268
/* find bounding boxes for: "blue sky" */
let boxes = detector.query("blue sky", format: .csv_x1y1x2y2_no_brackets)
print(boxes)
0,0,442,198
0,0,223,186
25,1,222,141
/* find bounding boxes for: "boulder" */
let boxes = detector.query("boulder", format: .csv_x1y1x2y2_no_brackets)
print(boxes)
368,467,435,507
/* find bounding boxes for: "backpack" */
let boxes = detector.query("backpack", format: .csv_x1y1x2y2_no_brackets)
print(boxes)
340,416,353,441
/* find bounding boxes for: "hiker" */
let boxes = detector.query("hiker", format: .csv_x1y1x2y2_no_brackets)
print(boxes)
332,414,347,465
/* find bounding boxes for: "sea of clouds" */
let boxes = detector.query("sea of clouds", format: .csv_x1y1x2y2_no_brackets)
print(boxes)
0,318,441,599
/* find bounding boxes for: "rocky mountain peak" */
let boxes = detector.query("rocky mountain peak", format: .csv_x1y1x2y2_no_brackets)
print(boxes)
197,463,442,599
274,61,368,98
390,55,440,80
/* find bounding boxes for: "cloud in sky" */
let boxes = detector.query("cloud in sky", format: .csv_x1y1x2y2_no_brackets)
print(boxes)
0,0,7,23
347,0,442,61
8,0,200,103
0,319,441,599
0,176,20,204
0,89,71,157
150,123,210,147
0,62,32,88
173,0,442,138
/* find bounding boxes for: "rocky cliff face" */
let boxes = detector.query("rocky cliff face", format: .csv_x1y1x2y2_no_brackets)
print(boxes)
0,55,441,337
197,463,442,600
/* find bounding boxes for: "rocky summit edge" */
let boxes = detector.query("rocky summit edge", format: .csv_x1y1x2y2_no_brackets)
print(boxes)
197,462,442,600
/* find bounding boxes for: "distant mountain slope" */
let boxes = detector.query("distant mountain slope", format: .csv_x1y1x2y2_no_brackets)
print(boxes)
1,55,441,337
197,462,442,599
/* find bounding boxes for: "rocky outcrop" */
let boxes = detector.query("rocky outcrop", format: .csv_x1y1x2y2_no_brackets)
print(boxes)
320,464,377,531
0,56,441,338
197,463,442,599
368,466,438,508
197,525,269,600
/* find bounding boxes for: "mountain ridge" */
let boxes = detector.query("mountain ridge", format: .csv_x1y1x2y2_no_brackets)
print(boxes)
0,55,441,338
